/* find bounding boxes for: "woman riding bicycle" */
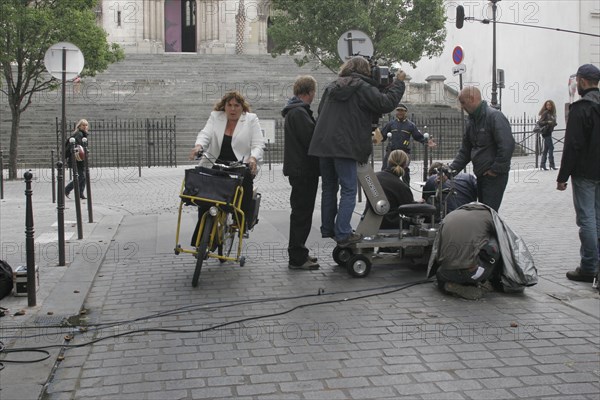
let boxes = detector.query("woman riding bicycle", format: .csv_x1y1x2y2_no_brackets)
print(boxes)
189,91,265,233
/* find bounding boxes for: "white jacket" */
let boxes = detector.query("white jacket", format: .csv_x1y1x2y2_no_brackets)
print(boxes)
195,111,265,166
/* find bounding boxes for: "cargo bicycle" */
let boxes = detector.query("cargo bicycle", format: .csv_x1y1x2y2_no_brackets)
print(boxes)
174,155,259,287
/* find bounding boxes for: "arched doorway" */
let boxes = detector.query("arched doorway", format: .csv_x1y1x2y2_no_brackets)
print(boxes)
165,0,197,52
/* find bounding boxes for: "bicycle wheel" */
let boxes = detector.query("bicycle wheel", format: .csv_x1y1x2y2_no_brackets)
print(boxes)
222,213,236,259
192,214,214,287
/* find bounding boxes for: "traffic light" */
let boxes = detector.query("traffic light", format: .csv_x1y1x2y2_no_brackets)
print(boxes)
456,5,465,29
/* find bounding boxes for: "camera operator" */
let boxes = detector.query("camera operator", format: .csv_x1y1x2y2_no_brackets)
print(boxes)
308,56,406,246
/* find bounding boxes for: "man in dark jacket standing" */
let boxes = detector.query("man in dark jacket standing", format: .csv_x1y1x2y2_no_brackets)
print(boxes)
283,76,320,270
308,57,406,246
449,86,514,212
557,64,600,284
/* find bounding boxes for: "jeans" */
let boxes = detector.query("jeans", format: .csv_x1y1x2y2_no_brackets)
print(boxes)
319,157,357,241
65,161,86,195
540,136,554,168
477,172,509,212
571,176,600,273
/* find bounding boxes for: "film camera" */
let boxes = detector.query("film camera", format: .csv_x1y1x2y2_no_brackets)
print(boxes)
364,56,394,89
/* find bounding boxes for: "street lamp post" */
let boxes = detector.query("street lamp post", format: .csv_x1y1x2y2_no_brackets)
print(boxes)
490,0,500,108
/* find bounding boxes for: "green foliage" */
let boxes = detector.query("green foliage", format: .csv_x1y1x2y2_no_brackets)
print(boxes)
0,0,124,179
268,0,446,72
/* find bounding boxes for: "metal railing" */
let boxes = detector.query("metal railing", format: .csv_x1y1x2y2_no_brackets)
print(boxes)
263,113,560,165
56,116,177,168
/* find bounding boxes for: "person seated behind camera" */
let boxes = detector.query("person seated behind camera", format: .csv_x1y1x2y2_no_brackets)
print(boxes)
365,150,414,229
432,206,502,300
422,162,477,217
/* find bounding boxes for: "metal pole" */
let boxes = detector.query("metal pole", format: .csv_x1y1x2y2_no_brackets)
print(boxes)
56,161,66,266
82,138,93,223
69,138,84,239
138,144,142,177
490,0,499,108
51,150,56,203
267,139,272,171
24,170,36,307
0,150,4,200
61,48,67,164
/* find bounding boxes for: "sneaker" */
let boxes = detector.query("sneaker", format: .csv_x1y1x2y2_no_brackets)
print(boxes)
566,267,596,283
309,256,318,263
336,233,363,247
443,282,485,300
80,194,86,199
288,260,320,270
321,232,334,239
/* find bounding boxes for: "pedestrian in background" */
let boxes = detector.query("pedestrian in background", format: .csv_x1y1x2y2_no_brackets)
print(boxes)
282,76,320,270
556,64,600,284
65,119,89,199
380,103,435,185
538,99,558,171
448,86,515,212
309,57,406,247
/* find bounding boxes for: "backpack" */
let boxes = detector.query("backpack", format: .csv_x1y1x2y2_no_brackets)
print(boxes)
0,260,14,300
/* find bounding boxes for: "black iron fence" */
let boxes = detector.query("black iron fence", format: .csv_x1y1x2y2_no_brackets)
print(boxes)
49,114,563,169
56,116,177,168
263,113,564,166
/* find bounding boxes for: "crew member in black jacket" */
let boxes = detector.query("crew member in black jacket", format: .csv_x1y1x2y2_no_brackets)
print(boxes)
282,76,320,270
557,64,600,284
449,86,514,212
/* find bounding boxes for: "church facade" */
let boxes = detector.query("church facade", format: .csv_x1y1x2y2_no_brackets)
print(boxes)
99,0,271,54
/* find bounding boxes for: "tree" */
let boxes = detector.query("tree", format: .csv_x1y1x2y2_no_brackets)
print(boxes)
0,0,124,180
268,0,446,72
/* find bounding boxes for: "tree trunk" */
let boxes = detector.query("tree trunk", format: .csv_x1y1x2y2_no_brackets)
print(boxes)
9,108,20,180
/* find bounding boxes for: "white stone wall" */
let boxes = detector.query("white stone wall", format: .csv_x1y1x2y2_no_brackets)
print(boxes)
405,0,599,122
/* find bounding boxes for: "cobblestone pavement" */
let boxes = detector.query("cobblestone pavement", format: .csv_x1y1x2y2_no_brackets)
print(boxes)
0,158,598,400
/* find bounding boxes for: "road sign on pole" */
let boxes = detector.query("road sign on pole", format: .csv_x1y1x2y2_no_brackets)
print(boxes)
452,46,464,65
337,30,374,61
44,42,84,81
452,64,466,76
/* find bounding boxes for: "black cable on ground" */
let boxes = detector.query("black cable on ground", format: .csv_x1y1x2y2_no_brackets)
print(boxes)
0,278,433,358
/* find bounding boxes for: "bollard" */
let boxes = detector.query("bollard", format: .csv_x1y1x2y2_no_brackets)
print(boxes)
267,139,272,171
69,138,84,239
24,170,37,307
138,144,142,177
82,138,93,223
51,150,56,204
56,161,66,266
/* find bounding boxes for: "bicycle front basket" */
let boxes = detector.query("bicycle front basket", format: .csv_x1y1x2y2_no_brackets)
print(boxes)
182,166,243,205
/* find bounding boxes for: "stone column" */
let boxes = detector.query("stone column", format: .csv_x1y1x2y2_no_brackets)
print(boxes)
197,0,220,53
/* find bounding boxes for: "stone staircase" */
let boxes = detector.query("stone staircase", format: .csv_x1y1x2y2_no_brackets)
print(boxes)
0,54,464,169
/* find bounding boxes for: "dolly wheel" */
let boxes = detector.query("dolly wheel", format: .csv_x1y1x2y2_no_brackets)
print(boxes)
333,245,353,266
347,254,371,278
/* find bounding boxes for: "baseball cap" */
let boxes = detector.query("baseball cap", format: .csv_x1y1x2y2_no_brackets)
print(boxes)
576,64,600,81
396,103,408,111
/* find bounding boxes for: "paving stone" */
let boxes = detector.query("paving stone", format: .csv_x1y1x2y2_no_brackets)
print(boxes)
3,163,599,400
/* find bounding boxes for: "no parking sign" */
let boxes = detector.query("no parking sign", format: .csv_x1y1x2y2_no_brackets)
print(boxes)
452,46,464,65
